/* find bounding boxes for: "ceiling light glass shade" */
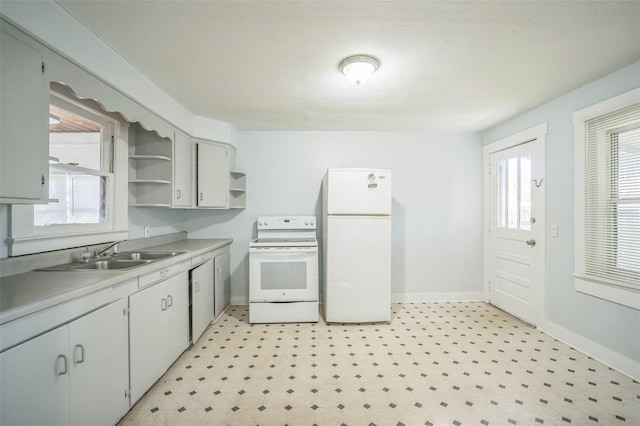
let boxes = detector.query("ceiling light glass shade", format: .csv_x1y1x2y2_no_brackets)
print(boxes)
339,55,379,85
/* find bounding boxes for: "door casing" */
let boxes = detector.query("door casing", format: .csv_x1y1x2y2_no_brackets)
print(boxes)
483,123,547,325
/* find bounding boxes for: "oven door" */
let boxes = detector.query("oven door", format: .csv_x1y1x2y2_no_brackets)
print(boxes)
249,246,318,302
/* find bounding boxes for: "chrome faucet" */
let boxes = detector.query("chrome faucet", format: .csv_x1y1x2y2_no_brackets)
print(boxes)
94,240,125,258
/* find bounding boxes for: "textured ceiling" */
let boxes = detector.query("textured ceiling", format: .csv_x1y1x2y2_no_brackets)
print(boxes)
57,1,640,132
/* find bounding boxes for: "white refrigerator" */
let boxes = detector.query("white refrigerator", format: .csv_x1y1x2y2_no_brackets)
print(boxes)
322,168,392,323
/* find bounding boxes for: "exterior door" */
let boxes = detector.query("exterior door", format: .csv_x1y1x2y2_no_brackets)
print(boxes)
486,127,545,326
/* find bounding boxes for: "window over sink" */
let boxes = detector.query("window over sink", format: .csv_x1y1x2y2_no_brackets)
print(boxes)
35,95,110,227
9,84,129,256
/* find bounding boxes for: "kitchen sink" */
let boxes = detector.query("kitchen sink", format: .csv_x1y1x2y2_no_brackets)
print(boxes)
115,251,184,261
36,251,185,272
70,259,150,270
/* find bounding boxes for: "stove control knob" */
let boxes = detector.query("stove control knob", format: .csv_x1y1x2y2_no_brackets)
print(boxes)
305,220,309,225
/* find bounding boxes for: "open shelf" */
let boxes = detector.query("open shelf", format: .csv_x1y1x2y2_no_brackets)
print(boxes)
128,122,173,207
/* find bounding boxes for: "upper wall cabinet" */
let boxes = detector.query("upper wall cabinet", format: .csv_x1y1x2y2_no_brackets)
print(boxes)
0,27,49,204
0,20,245,211
196,140,228,208
195,140,246,209
173,131,193,208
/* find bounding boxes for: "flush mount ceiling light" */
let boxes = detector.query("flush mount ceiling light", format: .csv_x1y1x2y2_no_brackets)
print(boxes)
338,55,379,85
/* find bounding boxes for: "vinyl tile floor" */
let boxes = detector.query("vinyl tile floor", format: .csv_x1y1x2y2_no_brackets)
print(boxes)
118,303,640,425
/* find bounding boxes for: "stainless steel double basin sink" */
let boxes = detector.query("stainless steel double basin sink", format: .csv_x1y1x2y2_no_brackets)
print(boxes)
38,251,185,271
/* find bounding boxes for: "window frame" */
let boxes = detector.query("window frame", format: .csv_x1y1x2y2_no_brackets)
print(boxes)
8,88,129,256
573,88,640,310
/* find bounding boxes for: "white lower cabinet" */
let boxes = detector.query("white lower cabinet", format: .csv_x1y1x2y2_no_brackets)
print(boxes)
191,258,214,343
69,299,129,425
214,249,231,318
129,271,189,404
0,326,69,425
0,299,129,426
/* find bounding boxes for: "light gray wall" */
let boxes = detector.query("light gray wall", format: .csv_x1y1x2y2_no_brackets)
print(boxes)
186,131,484,303
483,61,640,362
127,207,186,240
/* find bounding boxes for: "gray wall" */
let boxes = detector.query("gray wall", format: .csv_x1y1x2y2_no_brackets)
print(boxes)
483,61,640,363
185,131,484,303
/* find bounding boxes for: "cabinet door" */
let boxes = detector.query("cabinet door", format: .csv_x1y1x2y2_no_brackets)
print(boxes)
173,131,193,207
69,299,129,426
197,142,228,207
0,29,48,203
214,250,231,318
0,326,69,426
129,271,189,404
129,279,171,403
191,258,214,343
164,271,190,362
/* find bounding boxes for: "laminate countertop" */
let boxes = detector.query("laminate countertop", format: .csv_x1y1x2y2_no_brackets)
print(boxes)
0,239,232,325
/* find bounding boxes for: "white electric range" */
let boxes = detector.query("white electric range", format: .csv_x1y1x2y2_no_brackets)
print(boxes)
249,216,319,323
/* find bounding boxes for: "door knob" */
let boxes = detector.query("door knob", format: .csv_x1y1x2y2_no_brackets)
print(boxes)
526,239,536,247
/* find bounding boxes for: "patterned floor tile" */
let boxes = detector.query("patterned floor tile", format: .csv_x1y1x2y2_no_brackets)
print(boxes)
118,303,640,426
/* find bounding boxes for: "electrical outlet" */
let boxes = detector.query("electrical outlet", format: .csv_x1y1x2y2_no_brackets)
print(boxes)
144,225,150,238
551,225,558,238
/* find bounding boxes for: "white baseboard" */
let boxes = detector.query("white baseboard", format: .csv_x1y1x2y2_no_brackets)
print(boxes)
391,292,484,303
230,296,248,306
538,319,640,382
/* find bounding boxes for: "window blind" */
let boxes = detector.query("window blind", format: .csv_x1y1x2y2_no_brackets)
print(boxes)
584,103,640,287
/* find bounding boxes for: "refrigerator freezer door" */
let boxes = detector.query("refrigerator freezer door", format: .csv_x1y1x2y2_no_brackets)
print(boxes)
325,169,391,215
324,216,391,322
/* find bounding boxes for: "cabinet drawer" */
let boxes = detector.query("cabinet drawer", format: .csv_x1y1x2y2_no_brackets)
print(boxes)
191,251,214,267
139,260,189,289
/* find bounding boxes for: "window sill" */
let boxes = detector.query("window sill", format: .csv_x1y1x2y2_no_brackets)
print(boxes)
573,275,640,310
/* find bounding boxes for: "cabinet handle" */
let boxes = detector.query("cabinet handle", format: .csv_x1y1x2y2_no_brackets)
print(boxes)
74,344,85,364
56,354,68,376
216,266,222,276
161,298,168,311
177,189,181,199
200,192,203,201
41,174,46,185
195,282,200,293
167,295,173,307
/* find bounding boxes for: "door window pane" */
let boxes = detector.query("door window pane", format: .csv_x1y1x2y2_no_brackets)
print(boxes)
507,157,519,229
496,154,533,231
497,160,507,228
520,154,532,230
